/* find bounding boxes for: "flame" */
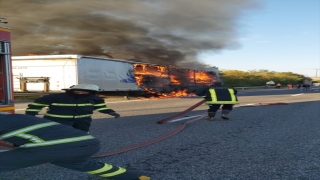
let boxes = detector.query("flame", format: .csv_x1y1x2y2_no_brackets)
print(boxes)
133,64,216,98
27,54,37,56
195,71,216,84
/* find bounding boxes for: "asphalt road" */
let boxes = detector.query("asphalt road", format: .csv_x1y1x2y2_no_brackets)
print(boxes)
1,87,320,180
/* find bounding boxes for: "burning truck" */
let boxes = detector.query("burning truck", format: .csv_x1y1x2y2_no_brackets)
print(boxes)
12,55,218,97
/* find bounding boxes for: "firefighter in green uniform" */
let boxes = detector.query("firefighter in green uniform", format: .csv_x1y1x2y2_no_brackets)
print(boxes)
0,113,150,180
195,82,239,120
25,84,120,132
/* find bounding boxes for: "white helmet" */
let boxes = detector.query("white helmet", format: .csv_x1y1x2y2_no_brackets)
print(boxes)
67,84,100,92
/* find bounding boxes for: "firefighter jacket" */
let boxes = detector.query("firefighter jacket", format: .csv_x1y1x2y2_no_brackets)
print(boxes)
0,114,98,148
25,92,116,132
0,114,149,180
195,84,238,105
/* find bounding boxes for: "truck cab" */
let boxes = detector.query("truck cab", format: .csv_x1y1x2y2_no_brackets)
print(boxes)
0,25,15,113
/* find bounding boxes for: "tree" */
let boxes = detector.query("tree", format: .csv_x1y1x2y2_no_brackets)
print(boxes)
220,69,306,87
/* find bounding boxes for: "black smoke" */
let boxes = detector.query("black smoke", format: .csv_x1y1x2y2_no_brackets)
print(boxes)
0,0,260,66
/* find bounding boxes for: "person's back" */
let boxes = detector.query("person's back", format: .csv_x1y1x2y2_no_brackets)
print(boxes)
194,82,238,97
203,82,238,105
195,82,238,120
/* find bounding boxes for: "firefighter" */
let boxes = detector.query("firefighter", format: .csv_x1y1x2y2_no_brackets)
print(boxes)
0,113,150,180
25,84,120,132
194,82,239,120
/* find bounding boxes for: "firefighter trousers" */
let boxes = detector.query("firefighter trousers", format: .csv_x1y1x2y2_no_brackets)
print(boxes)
0,141,143,180
208,104,233,113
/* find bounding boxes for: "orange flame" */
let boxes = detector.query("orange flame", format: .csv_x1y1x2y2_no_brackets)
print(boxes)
27,54,37,56
133,64,216,98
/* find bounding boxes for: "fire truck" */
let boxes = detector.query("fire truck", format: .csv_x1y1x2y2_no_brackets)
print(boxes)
0,24,14,113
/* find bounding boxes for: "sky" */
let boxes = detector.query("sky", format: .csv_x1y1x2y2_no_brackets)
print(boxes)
198,0,320,77
1,0,318,77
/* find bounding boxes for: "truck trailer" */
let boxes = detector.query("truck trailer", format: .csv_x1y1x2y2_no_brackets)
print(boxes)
12,55,218,96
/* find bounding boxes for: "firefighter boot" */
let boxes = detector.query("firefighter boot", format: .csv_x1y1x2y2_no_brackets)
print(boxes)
205,112,216,121
139,176,151,180
221,110,230,120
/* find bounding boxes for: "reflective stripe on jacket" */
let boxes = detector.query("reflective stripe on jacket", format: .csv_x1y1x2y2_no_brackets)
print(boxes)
0,120,95,148
25,93,114,117
25,92,116,131
204,88,238,104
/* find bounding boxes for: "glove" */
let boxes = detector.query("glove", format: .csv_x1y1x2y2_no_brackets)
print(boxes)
109,112,120,118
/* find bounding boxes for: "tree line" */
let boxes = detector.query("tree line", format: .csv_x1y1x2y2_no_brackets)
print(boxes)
218,69,307,87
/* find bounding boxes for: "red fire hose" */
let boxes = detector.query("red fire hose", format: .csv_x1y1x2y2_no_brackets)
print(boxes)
0,100,207,157
0,100,288,158
156,99,206,124
0,140,15,149
93,113,207,158
92,100,206,158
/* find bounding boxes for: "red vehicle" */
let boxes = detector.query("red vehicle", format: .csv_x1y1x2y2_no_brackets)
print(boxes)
0,25,14,114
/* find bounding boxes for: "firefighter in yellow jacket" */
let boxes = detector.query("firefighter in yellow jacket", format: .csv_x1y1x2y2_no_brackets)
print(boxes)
0,113,150,180
25,84,120,132
195,82,239,120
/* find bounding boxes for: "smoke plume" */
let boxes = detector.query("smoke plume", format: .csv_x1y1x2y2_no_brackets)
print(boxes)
0,0,259,66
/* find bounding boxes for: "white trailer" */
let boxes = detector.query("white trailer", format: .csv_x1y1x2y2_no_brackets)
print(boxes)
12,55,142,92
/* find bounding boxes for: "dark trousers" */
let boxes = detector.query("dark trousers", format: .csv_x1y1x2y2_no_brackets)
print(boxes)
43,116,91,132
208,104,233,114
0,141,143,180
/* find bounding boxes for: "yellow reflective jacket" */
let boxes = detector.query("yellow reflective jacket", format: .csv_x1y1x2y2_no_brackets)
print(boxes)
203,86,239,105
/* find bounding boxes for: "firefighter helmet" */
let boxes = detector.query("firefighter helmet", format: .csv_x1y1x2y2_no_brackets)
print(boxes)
65,84,100,92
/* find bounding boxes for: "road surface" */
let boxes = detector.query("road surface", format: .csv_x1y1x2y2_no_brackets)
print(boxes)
1,87,320,180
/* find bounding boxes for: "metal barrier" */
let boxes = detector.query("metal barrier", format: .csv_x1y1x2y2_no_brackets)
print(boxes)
233,86,266,90
17,77,50,92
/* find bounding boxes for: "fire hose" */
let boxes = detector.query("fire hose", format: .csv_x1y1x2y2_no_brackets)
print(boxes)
0,99,207,158
156,99,206,124
92,100,289,158
0,140,15,149
0,100,288,158
93,113,207,158
93,99,206,158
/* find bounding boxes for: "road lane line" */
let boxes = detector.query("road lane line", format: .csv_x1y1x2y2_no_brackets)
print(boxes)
168,115,203,123
291,93,304,96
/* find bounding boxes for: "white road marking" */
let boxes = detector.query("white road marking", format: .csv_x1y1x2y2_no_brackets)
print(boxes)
167,115,203,123
167,104,251,123
291,93,304,96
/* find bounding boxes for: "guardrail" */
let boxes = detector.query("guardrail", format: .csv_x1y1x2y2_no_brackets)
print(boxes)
233,86,267,90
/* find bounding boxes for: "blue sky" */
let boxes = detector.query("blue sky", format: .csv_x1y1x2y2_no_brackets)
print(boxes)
198,0,320,77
